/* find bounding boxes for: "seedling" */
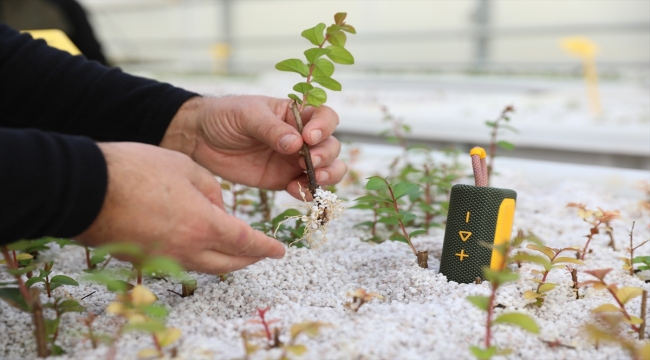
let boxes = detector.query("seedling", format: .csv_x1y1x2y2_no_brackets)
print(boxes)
107,285,181,358
585,313,649,359
253,209,307,248
344,288,384,312
566,203,621,259
272,12,354,245
485,105,517,182
354,176,429,268
466,264,539,359
512,244,583,306
25,260,79,298
620,222,650,275
242,307,329,359
579,268,646,337
167,279,198,298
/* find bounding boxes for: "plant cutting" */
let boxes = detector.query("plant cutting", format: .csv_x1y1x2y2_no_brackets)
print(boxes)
620,222,650,276
485,105,517,182
273,12,354,247
344,288,384,312
566,203,621,259
512,244,583,306
354,176,429,268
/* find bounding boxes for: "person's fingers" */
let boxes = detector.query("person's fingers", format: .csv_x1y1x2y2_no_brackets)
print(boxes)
187,250,265,274
298,105,340,146
241,101,303,155
298,136,341,169
285,159,347,200
208,206,286,259
189,165,226,211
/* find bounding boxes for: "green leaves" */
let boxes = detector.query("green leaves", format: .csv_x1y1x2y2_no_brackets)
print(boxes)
275,59,309,77
391,182,420,200
496,141,515,151
293,82,313,94
312,76,341,91
334,12,347,25
288,94,302,104
409,230,427,238
306,88,327,107
328,31,346,47
326,45,354,64
466,295,490,311
304,48,330,63
0,288,29,311
301,23,326,46
470,346,497,360
492,313,539,334
50,275,79,290
365,177,388,190
389,234,409,244
25,277,45,288
483,268,519,286
312,58,335,77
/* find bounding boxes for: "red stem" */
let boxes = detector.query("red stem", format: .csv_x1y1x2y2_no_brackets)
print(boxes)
384,179,418,254
485,283,497,348
1,246,31,303
606,286,640,332
153,334,163,356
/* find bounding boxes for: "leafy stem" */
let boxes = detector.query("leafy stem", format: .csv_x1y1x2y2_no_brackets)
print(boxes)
384,178,418,255
290,102,319,196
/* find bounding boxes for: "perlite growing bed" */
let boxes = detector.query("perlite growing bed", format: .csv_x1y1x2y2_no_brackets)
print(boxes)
0,142,648,360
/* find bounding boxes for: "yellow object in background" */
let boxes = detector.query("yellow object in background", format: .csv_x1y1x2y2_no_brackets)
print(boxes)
561,36,601,116
23,29,81,55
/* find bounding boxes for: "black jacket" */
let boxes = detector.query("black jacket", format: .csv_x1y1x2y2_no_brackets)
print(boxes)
0,24,197,244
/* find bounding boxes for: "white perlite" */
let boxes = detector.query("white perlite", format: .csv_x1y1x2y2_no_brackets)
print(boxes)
0,166,649,360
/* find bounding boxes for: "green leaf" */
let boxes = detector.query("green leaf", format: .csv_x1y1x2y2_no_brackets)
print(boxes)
327,30,346,47
340,24,356,34
288,93,302,104
493,313,539,333
538,283,556,293
142,257,185,278
45,318,60,337
496,141,515,151
409,230,427,238
485,121,497,128
107,280,134,293
304,48,331,64
354,195,389,203
591,303,621,313
96,243,144,258
312,76,342,91
354,221,375,228
552,257,584,265
526,244,555,260
143,304,169,318
301,23,326,46
0,288,29,311
7,265,37,276
470,346,497,360
312,58,335,77
25,277,45,288
378,216,399,225
326,45,354,64
51,345,65,356
334,12,347,25
483,268,519,286
510,253,551,269
50,275,79,287
6,240,31,251
57,299,84,313
466,295,490,311
306,87,327,107
401,211,416,223
389,234,409,244
293,82,313,94
366,177,388,190
392,182,420,200
275,59,309,77
633,256,650,264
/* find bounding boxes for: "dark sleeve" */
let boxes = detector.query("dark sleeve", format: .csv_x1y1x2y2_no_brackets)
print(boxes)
0,24,198,144
0,128,107,244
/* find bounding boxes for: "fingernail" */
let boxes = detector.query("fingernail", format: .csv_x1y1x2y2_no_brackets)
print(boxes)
318,171,329,182
310,129,322,143
312,156,321,167
279,134,298,150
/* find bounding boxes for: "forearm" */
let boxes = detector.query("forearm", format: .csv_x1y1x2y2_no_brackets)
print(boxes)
0,128,107,244
0,24,198,145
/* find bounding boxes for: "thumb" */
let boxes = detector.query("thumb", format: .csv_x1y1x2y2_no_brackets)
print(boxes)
242,100,303,154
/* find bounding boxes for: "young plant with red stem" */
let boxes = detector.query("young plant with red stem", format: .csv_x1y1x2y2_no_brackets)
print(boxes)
485,105,517,183
567,203,621,260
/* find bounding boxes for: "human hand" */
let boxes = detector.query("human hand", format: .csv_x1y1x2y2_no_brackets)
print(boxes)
75,142,285,274
160,95,347,199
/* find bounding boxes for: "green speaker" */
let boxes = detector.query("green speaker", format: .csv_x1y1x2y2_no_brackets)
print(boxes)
439,184,517,284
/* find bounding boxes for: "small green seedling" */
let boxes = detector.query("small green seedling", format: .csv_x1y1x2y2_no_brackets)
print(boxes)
512,244,583,306
25,260,79,298
354,176,429,268
566,203,621,259
253,209,307,248
485,105,517,182
466,266,539,359
579,268,646,337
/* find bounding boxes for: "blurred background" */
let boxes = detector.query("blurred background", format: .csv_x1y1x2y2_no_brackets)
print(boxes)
2,0,649,174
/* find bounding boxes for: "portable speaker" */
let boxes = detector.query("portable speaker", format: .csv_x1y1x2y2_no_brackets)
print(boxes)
439,184,516,284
